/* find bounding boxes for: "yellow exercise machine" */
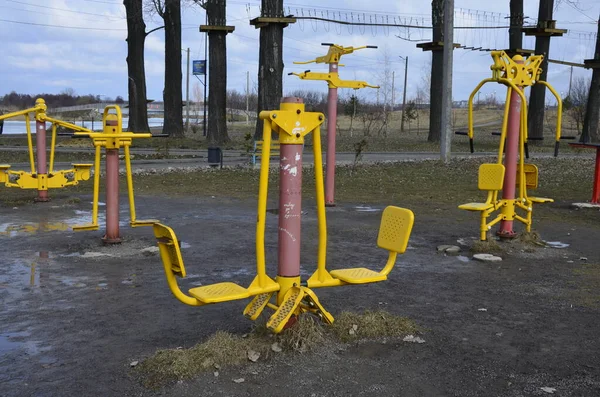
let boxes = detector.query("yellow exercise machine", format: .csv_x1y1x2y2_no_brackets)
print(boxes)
72,106,157,243
0,98,92,201
154,97,414,333
458,51,561,240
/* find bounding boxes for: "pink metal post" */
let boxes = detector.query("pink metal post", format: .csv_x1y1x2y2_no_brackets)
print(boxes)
103,148,121,244
278,140,303,277
497,78,524,238
325,62,339,206
34,120,49,202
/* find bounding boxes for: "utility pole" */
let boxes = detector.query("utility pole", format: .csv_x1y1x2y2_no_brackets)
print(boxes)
246,70,250,125
391,70,395,112
185,47,190,132
525,0,566,142
440,0,454,162
568,65,573,97
400,55,408,132
509,0,524,51
581,15,600,143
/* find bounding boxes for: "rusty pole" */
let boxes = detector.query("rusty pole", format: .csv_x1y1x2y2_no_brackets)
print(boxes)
325,62,339,206
103,149,121,244
34,119,49,202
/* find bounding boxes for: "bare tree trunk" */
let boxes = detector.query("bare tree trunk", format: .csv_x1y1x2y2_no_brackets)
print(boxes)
582,16,600,143
509,0,524,50
428,0,444,142
528,0,554,142
254,0,284,139
124,0,150,132
163,0,184,137
206,0,229,144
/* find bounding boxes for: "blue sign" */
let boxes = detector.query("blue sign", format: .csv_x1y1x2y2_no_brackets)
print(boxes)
193,60,206,75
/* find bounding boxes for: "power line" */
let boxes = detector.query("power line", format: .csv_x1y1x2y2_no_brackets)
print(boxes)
0,18,126,30
2,0,124,20
560,1,597,23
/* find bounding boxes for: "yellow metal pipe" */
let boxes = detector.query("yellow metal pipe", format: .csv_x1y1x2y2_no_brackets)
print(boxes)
255,120,272,288
24,114,35,174
49,123,57,174
157,245,203,306
124,144,137,223
380,252,398,276
42,116,91,134
468,78,495,140
312,125,329,283
537,81,563,142
0,107,38,121
497,87,513,163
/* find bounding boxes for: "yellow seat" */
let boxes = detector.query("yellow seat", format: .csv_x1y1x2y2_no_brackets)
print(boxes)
458,202,494,211
189,282,250,303
153,223,278,306
325,206,414,285
459,163,506,241
330,268,386,284
516,164,554,204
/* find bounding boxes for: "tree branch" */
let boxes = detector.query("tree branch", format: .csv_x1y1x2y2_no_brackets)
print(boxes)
146,25,165,36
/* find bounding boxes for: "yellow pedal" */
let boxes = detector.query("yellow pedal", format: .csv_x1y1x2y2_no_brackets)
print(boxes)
329,268,387,284
243,292,274,320
528,197,553,204
72,223,99,231
300,287,334,325
130,219,160,228
189,282,250,304
267,286,303,333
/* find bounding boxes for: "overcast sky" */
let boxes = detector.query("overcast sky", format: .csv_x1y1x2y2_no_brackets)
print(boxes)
0,0,598,104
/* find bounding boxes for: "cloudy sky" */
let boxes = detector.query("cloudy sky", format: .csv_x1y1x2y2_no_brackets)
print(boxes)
0,0,598,104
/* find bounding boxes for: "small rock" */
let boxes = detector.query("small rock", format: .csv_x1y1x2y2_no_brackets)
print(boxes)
130,361,139,367
445,246,461,254
473,254,502,262
213,371,219,377
567,260,574,263
141,246,159,254
437,245,453,252
580,257,588,261
233,378,245,384
496,332,503,337
402,335,425,344
247,350,260,363
540,386,556,394
214,363,221,369
271,343,282,353
478,308,488,312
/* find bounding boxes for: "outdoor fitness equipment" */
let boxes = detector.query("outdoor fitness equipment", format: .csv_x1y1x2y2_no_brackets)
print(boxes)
153,97,415,333
458,51,563,240
0,98,92,201
289,43,379,206
72,106,158,243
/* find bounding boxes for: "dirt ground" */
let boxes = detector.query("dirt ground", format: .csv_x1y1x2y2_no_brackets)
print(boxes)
1,163,600,396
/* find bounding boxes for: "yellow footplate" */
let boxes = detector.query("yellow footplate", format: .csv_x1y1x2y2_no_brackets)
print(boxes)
300,287,334,325
330,268,387,284
72,223,99,231
267,287,303,333
189,282,249,304
131,219,160,227
243,292,274,320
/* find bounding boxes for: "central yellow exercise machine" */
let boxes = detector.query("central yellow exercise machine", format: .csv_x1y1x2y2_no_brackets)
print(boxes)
154,97,414,333
458,51,563,240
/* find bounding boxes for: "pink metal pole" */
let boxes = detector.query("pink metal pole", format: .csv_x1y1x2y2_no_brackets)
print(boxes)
325,62,339,207
103,148,121,244
278,143,303,277
34,120,49,202
497,71,524,238
592,148,600,204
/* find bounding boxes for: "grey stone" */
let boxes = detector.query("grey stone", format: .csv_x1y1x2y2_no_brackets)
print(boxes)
473,253,502,262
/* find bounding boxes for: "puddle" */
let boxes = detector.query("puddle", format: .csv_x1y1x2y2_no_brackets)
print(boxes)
545,241,570,249
457,255,470,263
0,222,70,237
354,206,382,213
0,331,30,354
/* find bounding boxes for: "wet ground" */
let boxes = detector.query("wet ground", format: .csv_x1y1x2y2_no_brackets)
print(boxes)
1,193,600,396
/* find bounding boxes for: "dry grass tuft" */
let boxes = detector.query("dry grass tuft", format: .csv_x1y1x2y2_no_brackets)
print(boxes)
278,315,325,353
517,231,545,247
331,310,420,342
471,238,504,254
135,310,420,389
